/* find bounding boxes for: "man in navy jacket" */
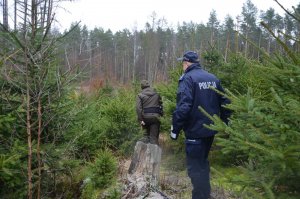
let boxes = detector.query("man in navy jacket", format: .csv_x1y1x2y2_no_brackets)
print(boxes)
171,51,231,199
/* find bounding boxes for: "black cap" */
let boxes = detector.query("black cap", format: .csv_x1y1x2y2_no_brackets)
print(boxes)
177,51,199,63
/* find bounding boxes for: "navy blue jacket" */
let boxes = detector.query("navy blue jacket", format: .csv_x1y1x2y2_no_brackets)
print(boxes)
172,63,231,139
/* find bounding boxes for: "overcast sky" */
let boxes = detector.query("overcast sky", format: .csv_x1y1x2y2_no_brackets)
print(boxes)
54,0,298,32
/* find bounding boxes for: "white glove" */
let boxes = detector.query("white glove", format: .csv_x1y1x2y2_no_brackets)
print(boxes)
170,125,178,140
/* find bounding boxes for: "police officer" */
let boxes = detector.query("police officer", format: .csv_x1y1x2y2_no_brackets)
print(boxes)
136,80,163,145
170,51,231,199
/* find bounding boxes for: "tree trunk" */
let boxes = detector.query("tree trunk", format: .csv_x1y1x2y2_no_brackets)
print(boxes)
2,0,8,29
37,98,42,199
23,0,28,33
268,36,271,54
225,32,230,62
14,0,17,30
235,31,239,53
244,30,249,57
26,64,33,199
258,31,262,60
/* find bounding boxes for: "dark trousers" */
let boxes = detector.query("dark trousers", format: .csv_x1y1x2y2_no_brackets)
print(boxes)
143,117,160,145
185,136,214,199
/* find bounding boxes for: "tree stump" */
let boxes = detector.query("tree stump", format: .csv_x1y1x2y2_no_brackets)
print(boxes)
121,141,171,198
128,141,162,186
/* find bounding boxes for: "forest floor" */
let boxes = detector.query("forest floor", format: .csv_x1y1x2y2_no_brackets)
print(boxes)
117,135,240,199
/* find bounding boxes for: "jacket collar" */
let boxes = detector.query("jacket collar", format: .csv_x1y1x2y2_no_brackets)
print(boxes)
185,63,201,73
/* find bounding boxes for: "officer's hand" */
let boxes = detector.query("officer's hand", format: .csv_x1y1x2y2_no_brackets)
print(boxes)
140,121,145,126
170,125,178,140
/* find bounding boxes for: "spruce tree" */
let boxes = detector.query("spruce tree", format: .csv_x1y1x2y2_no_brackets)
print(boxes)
0,1,78,198
204,8,300,199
